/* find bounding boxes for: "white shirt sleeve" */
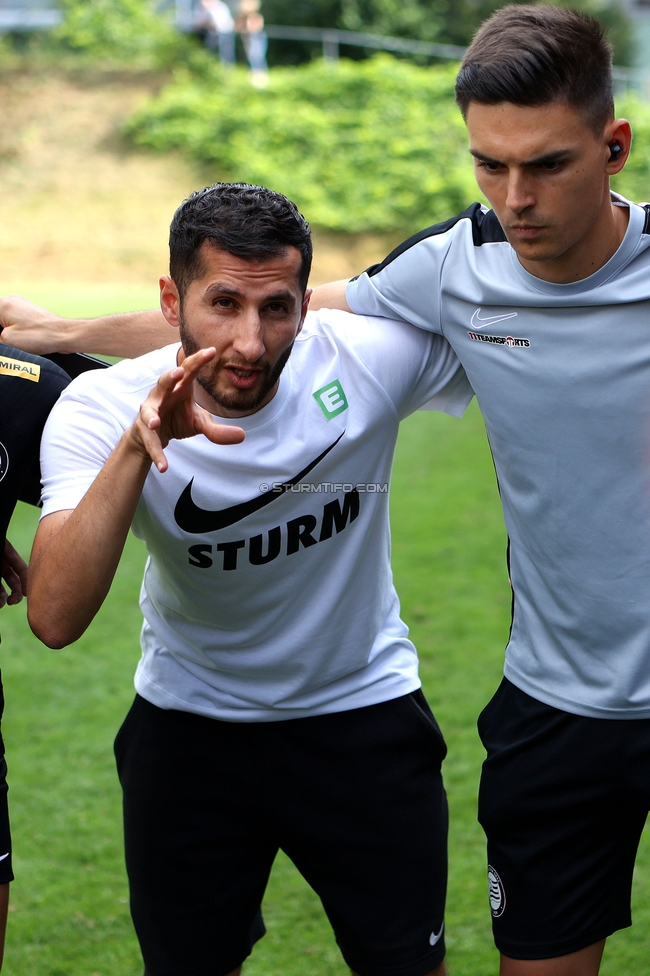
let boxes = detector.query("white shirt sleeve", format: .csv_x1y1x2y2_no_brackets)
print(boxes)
318,309,473,420
40,382,126,518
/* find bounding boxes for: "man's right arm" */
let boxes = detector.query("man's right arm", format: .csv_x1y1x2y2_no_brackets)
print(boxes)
0,295,176,358
28,348,245,649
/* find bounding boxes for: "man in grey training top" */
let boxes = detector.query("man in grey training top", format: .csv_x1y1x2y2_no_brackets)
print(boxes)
315,7,650,975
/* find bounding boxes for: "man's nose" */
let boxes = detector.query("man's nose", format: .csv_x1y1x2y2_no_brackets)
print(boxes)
506,171,535,214
232,315,266,362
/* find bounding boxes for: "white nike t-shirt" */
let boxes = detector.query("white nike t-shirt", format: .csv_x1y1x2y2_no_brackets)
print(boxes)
40,309,472,721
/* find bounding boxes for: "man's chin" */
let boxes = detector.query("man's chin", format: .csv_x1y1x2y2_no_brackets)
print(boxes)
201,379,275,417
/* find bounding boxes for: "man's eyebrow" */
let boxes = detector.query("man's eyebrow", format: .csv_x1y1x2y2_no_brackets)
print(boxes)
205,283,243,298
469,149,501,165
265,290,297,303
469,148,574,167
205,283,296,303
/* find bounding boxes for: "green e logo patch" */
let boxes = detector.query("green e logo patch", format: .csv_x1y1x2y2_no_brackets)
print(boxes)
313,379,348,419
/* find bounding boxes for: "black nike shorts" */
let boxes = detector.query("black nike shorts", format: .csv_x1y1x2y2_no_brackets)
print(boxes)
114,690,448,976
0,674,13,886
478,677,650,960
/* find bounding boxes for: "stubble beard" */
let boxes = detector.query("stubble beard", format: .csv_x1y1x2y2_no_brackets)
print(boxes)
179,312,294,414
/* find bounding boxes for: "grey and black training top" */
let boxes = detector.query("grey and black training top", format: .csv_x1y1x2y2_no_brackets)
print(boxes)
347,194,650,720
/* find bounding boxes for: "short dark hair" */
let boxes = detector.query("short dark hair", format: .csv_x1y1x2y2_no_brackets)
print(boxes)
455,5,614,134
169,183,313,298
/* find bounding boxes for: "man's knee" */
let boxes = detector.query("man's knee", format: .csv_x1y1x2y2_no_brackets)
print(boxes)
499,940,605,976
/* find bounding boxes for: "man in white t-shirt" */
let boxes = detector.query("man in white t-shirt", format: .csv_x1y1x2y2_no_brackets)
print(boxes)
26,183,472,976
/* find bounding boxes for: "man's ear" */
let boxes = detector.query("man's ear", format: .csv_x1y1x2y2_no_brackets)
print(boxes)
297,288,312,335
159,276,181,328
604,118,632,176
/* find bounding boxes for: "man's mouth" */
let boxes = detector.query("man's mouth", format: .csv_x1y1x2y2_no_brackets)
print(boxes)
224,365,264,389
510,225,544,240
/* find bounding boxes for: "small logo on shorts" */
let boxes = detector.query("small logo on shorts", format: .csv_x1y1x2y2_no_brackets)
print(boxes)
0,442,8,483
429,921,444,946
488,865,506,917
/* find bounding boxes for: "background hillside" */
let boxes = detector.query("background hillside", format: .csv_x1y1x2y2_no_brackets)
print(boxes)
0,65,393,308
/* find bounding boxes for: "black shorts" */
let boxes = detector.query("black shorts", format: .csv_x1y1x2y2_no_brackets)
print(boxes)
478,678,650,960
114,691,448,976
0,674,12,886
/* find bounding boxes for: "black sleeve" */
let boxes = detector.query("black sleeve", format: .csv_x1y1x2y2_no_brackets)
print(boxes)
0,344,71,548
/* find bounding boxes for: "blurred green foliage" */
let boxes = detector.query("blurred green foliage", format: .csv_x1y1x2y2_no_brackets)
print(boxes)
2,0,228,69
125,57,478,233
5,0,198,68
125,56,650,234
54,0,172,59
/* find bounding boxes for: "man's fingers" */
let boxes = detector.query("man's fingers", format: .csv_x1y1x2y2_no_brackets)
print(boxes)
181,347,217,373
129,420,169,473
151,348,216,408
1,563,24,606
170,347,217,393
195,410,245,446
4,539,28,591
137,366,186,436
131,348,239,470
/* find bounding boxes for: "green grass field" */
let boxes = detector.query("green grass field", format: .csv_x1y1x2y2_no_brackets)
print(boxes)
2,286,650,974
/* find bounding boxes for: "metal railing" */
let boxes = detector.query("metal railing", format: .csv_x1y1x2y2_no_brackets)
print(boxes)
261,25,466,63
0,0,61,31
174,3,650,92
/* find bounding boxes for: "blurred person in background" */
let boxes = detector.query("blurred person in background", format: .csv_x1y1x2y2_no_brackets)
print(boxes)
194,0,236,66
237,0,268,87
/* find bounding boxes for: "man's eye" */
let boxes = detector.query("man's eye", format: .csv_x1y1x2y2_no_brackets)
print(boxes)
266,303,288,313
214,298,234,308
477,160,502,173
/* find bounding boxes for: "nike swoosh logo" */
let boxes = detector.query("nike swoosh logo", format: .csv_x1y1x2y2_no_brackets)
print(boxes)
470,309,518,330
0,853,10,862
429,922,444,946
174,432,345,533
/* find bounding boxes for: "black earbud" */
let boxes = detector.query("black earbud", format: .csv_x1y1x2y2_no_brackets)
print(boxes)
609,141,623,162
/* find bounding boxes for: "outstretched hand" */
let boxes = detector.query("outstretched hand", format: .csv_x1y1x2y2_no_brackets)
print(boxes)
130,347,245,472
1,539,28,609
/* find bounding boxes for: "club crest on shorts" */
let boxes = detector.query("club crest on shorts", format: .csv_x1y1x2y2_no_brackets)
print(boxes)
0,442,8,483
488,865,506,917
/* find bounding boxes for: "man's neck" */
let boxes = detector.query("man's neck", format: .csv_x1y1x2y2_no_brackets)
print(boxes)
517,195,630,284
